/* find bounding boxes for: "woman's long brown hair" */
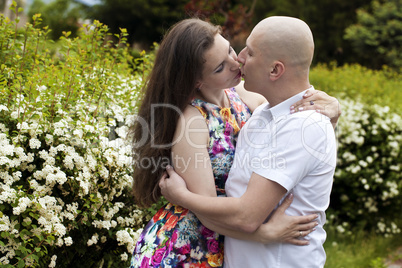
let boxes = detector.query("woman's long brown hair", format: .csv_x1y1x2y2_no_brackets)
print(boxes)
131,18,221,207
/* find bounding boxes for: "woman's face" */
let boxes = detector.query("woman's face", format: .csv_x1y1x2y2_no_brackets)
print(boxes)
198,34,242,92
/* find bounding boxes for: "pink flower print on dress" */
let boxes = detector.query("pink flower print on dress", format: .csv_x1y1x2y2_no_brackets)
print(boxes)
212,141,225,155
140,257,151,268
201,226,215,238
207,239,220,254
177,243,191,255
224,121,233,137
151,246,168,266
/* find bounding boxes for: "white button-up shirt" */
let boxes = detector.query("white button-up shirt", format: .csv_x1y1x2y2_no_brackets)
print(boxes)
224,88,337,268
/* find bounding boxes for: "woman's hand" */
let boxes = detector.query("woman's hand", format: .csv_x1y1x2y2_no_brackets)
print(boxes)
255,194,318,246
290,89,342,127
159,165,189,206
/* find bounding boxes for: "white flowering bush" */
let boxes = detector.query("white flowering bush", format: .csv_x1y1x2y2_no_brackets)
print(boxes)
0,5,152,267
327,98,401,236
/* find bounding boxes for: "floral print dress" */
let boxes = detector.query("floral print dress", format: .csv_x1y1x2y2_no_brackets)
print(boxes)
130,87,251,268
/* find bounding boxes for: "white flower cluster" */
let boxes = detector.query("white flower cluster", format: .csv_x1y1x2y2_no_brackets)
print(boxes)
87,233,99,246
377,221,401,238
48,255,57,268
0,76,145,265
116,228,143,254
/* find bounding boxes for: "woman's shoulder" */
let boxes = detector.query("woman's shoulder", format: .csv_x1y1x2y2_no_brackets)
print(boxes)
178,105,208,130
183,104,206,119
234,81,267,112
173,104,209,144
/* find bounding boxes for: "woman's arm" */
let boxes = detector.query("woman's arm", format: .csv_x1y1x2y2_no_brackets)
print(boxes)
171,105,217,197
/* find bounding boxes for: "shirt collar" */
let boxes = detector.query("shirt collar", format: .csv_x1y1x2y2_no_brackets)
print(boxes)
265,86,314,121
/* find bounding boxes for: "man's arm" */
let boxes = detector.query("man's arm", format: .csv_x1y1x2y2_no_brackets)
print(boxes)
196,194,318,245
169,105,317,244
160,113,334,233
160,167,287,233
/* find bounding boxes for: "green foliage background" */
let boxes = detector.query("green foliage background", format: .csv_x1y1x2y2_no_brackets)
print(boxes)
23,0,402,70
28,0,87,40
344,0,402,70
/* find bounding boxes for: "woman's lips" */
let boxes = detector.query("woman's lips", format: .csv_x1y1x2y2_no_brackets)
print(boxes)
235,70,242,79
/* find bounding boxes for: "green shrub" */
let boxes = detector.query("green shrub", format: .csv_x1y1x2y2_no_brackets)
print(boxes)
310,63,402,112
0,5,152,267
327,98,401,235
311,63,402,235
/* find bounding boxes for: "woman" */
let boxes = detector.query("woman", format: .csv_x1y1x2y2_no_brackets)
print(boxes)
130,18,340,267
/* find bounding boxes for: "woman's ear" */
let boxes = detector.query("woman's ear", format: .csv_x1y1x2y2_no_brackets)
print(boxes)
195,81,203,90
269,61,285,81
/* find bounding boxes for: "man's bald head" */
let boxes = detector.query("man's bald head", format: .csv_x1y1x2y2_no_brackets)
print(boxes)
250,16,314,71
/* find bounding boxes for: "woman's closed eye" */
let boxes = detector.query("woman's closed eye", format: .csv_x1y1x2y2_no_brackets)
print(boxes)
215,64,224,73
215,46,234,73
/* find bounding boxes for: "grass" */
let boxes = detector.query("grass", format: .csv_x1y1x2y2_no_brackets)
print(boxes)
324,226,402,268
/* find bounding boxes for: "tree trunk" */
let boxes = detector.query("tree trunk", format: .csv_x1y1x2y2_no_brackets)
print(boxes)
4,0,13,18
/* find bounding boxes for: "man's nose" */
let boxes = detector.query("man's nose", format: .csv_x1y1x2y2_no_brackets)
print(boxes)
231,59,240,70
237,48,246,64
230,53,240,69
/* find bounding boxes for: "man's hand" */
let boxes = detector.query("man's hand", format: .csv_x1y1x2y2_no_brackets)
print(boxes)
159,165,189,206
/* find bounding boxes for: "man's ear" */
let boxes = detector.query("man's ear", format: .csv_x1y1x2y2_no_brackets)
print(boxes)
269,61,285,81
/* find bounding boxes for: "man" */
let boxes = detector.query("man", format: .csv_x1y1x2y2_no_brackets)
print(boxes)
160,16,337,267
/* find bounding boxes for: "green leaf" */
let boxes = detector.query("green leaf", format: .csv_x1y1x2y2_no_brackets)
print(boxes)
31,254,40,262
1,232,8,238
17,259,25,268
